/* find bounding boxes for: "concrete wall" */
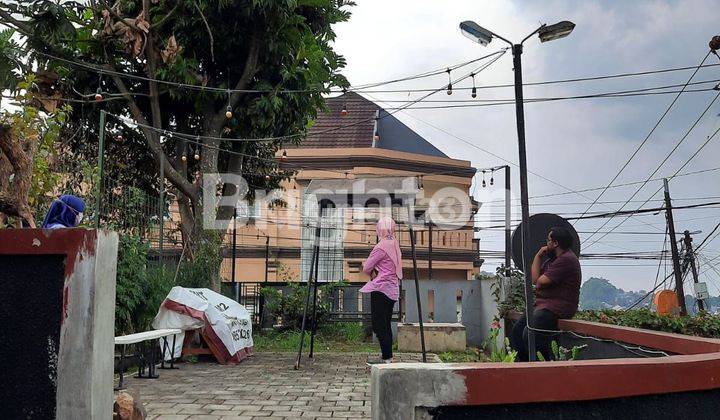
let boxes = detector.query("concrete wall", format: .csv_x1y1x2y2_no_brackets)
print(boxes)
0,229,118,420
401,279,496,347
260,279,498,348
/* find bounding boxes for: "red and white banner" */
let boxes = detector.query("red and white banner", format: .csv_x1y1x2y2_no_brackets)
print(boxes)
153,287,253,364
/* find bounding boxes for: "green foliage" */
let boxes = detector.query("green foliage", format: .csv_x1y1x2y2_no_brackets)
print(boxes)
575,309,720,338
115,234,174,334
483,322,517,363
438,348,486,363
0,28,20,91
489,265,526,319
253,321,374,352
175,231,223,289
261,280,344,328
536,341,587,361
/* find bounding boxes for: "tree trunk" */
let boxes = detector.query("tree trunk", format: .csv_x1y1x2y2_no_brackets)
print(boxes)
0,123,37,227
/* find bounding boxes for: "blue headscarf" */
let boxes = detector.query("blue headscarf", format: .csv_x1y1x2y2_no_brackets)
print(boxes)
42,195,86,228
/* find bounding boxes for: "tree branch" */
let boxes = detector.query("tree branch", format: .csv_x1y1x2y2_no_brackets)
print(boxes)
209,31,261,134
108,69,197,199
193,1,215,63
0,7,33,36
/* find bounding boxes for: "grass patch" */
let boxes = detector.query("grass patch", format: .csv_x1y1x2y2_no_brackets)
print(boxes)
438,348,487,363
253,322,379,353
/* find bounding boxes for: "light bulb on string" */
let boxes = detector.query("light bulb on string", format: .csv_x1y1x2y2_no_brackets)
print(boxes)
225,105,233,119
481,170,486,188
490,169,494,186
94,87,103,101
446,68,452,95
418,175,424,190
281,149,288,160
181,153,187,162
194,137,201,160
470,72,477,99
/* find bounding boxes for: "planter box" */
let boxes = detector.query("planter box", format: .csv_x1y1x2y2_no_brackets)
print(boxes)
372,318,720,420
397,323,466,353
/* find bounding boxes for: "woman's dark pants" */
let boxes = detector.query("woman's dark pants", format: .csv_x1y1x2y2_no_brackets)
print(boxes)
370,291,395,360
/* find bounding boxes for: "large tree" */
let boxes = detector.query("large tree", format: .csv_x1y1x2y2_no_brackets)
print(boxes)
1,0,351,289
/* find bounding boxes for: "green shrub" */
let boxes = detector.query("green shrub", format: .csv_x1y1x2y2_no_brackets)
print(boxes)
260,281,344,328
115,234,174,335
575,309,720,338
175,231,223,289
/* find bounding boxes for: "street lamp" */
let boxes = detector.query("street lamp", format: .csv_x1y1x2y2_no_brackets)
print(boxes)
460,19,575,361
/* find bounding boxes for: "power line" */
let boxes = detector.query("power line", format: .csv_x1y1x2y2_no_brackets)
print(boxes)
30,48,504,95
26,47,720,95
107,50,507,145
366,95,667,234
584,117,720,250
583,89,720,247
378,86,718,110
575,50,712,232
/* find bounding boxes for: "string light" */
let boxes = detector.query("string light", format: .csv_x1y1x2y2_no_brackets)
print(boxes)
225,105,233,119
194,136,200,160
281,150,288,160
490,169,494,186
481,170,486,188
340,89,349,116
446,68,452,95
94,87,102,101
181,153,187,162
418,175,424,190
470,72,477,98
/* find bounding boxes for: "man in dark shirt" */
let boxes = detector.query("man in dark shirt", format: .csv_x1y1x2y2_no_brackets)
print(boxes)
509,226,581,361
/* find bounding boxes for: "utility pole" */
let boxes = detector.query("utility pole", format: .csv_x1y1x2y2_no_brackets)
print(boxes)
683,230,705,312
663,179,687,315
232,207,238,302
503,165,511,276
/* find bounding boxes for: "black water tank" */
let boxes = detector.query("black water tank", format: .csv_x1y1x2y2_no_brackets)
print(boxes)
511,213,580,270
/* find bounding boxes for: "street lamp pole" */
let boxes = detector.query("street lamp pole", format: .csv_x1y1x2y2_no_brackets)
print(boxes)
510,43,537,360
460,19,575,362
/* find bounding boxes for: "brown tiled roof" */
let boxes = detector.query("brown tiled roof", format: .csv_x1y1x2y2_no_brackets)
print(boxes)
300,91,379,149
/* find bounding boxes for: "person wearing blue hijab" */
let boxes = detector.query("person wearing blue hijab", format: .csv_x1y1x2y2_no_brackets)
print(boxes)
42,195,86,229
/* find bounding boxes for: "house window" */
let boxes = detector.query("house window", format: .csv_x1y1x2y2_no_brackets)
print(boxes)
301,193,344,283
236,201,260,225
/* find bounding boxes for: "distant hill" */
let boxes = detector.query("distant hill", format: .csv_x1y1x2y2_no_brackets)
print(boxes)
579,277,720,314
579,277,650,310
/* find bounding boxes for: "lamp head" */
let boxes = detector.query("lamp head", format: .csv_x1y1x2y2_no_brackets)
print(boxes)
538,21,575,43
460,21,493,46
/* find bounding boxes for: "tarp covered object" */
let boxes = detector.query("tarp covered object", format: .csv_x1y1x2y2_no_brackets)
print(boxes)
152,286,253,364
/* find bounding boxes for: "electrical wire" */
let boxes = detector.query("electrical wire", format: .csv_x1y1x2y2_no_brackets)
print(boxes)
584,119,720,250
575,50,712,230
27,47,720,95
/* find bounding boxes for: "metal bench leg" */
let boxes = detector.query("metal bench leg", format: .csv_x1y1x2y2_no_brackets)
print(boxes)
160,337,167,369
115,344,126,391
170,334,177,369
135,342,146,378
148,340,159,379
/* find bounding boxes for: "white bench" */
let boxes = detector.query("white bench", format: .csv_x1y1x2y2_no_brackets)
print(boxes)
115,328,182,390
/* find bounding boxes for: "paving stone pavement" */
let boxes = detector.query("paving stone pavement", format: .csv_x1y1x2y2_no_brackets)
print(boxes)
121,352,437,420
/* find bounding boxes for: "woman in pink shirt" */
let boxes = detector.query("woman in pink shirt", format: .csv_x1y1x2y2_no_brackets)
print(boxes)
360,216,402,363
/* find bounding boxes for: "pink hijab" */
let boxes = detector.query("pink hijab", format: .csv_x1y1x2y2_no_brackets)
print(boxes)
375,216,403,279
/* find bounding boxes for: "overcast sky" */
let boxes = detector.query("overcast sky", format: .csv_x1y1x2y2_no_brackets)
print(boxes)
333,0,720,293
